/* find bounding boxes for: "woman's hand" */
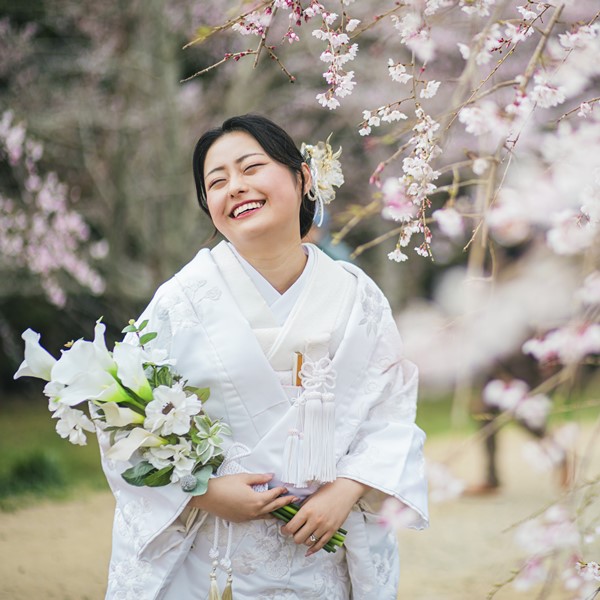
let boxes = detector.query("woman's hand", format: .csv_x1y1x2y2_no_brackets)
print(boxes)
281,477,370,556
188,473,297,523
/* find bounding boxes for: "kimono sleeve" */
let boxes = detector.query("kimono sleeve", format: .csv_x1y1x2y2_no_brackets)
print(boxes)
335,307,429,530
98,280,202,567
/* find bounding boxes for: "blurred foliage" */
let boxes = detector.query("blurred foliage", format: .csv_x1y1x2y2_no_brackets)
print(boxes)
0,395,108,511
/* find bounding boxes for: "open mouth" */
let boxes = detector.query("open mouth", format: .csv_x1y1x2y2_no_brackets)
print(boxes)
230,200,265,219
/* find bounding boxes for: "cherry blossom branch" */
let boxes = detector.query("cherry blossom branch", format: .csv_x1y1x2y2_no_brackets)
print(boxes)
265,45,296,82
348,3,407,39
350,225,404,259
182,0,273,49
330,199,381,245
518,3,565,93
557,96,600,121
180,51,257,82
253,6,277,68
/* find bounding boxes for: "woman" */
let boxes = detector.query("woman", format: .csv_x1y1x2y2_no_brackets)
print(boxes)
100,114,428,600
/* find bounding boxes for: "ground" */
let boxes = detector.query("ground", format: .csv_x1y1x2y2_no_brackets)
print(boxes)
0,426,598,600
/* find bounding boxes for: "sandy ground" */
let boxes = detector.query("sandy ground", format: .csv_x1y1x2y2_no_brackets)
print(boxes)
1,425,598,600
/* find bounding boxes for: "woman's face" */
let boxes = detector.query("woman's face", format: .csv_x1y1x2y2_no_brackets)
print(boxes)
203,131,308,251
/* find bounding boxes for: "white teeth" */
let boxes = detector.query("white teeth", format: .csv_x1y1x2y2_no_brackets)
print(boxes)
232,201,264,218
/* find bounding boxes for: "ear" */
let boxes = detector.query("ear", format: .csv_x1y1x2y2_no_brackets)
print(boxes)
300,162,312,196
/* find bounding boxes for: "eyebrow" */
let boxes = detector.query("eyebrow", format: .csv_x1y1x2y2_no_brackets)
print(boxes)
205,152,266,178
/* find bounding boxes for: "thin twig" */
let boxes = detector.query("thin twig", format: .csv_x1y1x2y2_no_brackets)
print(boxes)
331,200,381,245
349,3,406,39
351,226,404,259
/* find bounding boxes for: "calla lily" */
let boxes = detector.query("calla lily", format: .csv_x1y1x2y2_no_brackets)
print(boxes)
14,329,57,381
102,402,145,427
56,371,131,407
113,342,153,402
51,321,116,386
105,427,166,462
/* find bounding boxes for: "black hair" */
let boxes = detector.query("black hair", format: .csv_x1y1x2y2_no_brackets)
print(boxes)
192,114,315,238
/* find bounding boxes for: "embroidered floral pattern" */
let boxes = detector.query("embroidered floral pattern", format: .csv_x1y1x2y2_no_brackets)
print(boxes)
359,284,385,336
107,555,152,600
114,492,152,552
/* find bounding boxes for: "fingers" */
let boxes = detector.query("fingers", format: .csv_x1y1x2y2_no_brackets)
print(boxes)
263,493,298,515
243,472,274,486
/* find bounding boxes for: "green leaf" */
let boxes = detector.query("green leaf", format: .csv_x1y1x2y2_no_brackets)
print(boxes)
139,332,158,346
138,319,149,331
187,465,213,496
184,386,210,402
121,325,137,333
144,465,173,487
121,461,155,486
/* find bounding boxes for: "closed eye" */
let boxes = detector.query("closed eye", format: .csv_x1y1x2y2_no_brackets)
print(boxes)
207,178,226,189
244,163,265,173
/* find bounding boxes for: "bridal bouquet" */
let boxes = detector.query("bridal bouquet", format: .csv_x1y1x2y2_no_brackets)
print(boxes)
14,318,347,552
13,319,229,496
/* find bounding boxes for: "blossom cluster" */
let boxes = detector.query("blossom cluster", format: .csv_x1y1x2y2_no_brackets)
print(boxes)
0,110,106,306
512,505,600,598
483,379,551,430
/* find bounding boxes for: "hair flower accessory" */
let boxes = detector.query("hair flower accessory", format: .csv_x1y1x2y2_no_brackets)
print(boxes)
301,134,344,226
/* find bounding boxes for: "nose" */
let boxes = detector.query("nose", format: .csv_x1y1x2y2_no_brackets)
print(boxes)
228,171,248,197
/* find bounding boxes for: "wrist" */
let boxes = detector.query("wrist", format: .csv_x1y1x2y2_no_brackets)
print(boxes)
335,477,371,503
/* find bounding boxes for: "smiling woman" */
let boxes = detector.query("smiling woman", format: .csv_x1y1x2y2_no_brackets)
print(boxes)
99,114,428,600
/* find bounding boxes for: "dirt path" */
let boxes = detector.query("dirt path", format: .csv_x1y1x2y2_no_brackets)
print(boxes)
1,426,598,600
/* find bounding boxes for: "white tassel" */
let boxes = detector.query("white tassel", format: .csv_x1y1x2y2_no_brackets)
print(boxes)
282,428,299,485
302,391,323,481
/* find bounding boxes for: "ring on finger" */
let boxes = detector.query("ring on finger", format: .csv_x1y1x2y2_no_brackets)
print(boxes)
309,534,320,544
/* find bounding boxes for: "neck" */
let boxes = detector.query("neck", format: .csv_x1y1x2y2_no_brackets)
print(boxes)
232,240,307,294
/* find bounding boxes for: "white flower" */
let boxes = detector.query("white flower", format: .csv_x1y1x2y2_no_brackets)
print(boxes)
316,93,340,110
388,248,408,262
433,208,464,238
523,324,600,365
578,102,592,118
517,5,537,20
54,370,129,407
514,394,552,430
144,384,202,436
146,438,195,482
51,321,115,386
381,178,417,222
105,427,166,462
346,18,360,32
576,561,600,582
102,402,145,427
387,59,413,84
515,505,580,555
420,80,441,99
457,42,470,60
113,342,153,402
52,405,96,446
483,379,529,411
14,329,57,381
460,0,495,17
531,73,566,108
472,158,489,175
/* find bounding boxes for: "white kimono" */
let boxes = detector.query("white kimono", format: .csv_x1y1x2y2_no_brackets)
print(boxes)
99,241,428,600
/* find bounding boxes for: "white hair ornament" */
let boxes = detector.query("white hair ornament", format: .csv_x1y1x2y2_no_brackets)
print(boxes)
301,134,344,227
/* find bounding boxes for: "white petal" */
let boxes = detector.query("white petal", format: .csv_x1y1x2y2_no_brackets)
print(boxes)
105,428,165,462
14,329,57,381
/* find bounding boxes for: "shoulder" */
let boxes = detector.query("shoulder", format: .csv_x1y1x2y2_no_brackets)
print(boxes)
146,248,213,310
